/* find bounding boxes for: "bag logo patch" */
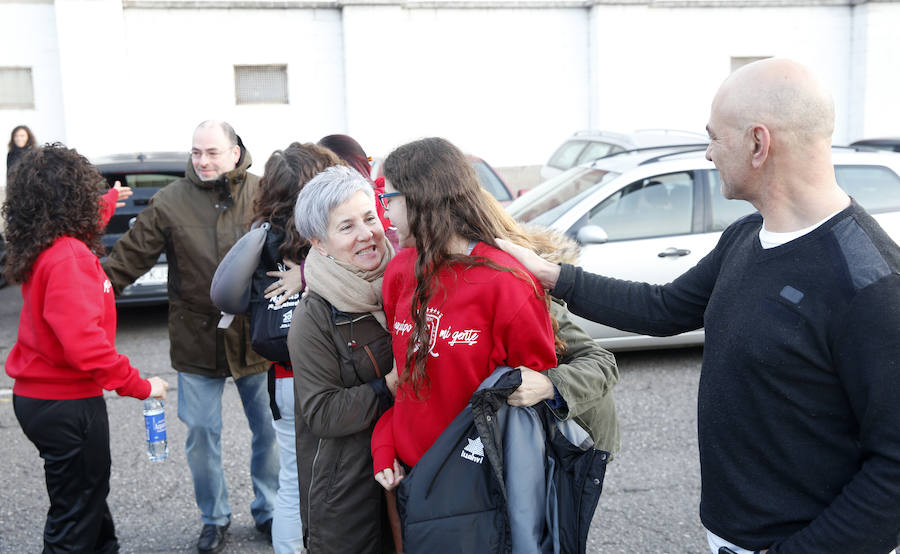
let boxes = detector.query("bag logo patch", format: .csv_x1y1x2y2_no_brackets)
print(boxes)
460,436,484,464
281,309,292,329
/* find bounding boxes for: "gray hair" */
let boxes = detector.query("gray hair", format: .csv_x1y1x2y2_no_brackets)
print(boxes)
294,165,375,241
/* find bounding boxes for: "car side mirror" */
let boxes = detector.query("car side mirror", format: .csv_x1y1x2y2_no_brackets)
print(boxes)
576,225,609,245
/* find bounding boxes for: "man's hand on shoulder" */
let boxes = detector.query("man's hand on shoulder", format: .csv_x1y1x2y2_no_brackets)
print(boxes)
495,238,561,290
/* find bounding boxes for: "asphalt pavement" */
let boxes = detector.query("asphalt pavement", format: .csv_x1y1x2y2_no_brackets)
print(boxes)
0,282,708,553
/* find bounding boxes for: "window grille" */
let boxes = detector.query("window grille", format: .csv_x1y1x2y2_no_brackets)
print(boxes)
234,64,289,105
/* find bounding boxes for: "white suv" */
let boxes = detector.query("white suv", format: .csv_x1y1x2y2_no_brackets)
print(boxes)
540,129,708,181
511,145,900,350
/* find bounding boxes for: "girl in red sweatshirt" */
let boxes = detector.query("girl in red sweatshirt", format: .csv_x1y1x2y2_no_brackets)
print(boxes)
3,144,168,553
371,137,558,488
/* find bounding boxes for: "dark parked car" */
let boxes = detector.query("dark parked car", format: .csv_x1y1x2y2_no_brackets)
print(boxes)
93,152,188,305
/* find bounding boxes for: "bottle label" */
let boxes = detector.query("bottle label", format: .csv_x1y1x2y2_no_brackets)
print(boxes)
144,410,166,443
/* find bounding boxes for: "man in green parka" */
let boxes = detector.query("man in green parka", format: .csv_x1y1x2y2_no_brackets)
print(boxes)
102,120,277,554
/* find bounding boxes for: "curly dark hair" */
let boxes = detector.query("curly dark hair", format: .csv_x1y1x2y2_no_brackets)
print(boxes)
2,143,107,284
383,137,556,398
250,142,343,262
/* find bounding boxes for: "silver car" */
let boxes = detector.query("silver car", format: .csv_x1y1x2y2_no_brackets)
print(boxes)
540,129,708,181
510,145,900,350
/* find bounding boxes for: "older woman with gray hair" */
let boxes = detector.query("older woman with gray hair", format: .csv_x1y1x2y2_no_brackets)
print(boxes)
288,165,398,553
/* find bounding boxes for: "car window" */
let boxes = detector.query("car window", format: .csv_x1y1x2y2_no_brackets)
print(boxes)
835,165,900,213
576,141,621,165
584,172,695,241
707,171,756,231
471,161,512,202
514,167,619,226
126,173,181,188
103,173,181,189
547,140,587,170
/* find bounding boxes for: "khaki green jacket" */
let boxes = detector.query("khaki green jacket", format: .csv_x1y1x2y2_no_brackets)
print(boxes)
546,299,620,457
102,147,267,379
289,292,394,553
524,226,620,457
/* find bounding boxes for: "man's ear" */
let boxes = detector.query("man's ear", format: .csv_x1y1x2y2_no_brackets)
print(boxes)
750,124,771,169
310,237,329,257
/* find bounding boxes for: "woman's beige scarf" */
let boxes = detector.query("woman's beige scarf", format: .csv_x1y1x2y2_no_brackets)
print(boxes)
303,238,395,330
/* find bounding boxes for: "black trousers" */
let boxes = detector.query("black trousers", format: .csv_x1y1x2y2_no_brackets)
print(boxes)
13,395,119,554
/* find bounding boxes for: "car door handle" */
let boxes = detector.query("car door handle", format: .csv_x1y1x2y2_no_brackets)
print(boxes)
658,247,691,258
134,198,150,205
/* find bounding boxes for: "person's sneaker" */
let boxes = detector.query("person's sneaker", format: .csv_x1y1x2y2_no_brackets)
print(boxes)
197,521,229,553
255,518,273,544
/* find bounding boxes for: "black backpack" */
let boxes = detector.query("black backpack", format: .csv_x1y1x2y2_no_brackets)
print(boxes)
397,368,608,554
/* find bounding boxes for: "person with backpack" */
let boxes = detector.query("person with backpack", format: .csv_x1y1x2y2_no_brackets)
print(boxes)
211,142,343,554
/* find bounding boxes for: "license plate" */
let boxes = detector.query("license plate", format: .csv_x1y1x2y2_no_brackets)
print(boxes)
134,264,168,287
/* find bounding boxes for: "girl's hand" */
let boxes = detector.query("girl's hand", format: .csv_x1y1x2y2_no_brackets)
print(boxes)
265,259,303,305
507,366,555,407
374,458,406,491
385,362,399,396
148,376,169,399
112,181,133,208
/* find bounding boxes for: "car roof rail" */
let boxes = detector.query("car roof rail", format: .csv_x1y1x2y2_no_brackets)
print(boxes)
588,143,709,165
634,128,708,139
572,129,619,138
639,145,710,165
836,143,890,153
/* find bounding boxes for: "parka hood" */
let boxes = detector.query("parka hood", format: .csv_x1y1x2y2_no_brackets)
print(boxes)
521,224,581,266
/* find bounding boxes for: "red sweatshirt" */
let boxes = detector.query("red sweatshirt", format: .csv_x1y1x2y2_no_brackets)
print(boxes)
5,189,150,400
371,242,557,474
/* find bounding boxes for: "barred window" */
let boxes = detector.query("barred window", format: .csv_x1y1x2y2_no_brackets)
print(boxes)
234,65,289,105
0,67,35,109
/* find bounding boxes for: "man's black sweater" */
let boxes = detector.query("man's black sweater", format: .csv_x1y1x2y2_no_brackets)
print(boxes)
553,201,900,552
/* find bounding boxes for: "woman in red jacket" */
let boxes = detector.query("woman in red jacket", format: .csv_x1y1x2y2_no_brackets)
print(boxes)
371,137,558,489
3,144,168,553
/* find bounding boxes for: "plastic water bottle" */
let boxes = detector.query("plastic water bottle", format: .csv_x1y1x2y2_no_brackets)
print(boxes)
143,398,168,462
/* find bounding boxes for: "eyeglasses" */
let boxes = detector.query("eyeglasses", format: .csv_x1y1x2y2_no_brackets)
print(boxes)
378,192,403,211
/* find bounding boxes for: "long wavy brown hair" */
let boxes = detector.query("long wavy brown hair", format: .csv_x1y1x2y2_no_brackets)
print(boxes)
250,142,343,262
2,143,106,284
383,137,557,397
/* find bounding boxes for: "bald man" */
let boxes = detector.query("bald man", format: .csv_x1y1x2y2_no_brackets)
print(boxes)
103,121,278,553
499,58,900,553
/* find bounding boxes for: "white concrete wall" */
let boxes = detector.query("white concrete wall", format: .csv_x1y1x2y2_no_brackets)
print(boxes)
587,4,853,143
340,5,591,166
847,1,900,142
0,0,65,191
115,7,346,166
2,0,899,188
53,0,131,157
